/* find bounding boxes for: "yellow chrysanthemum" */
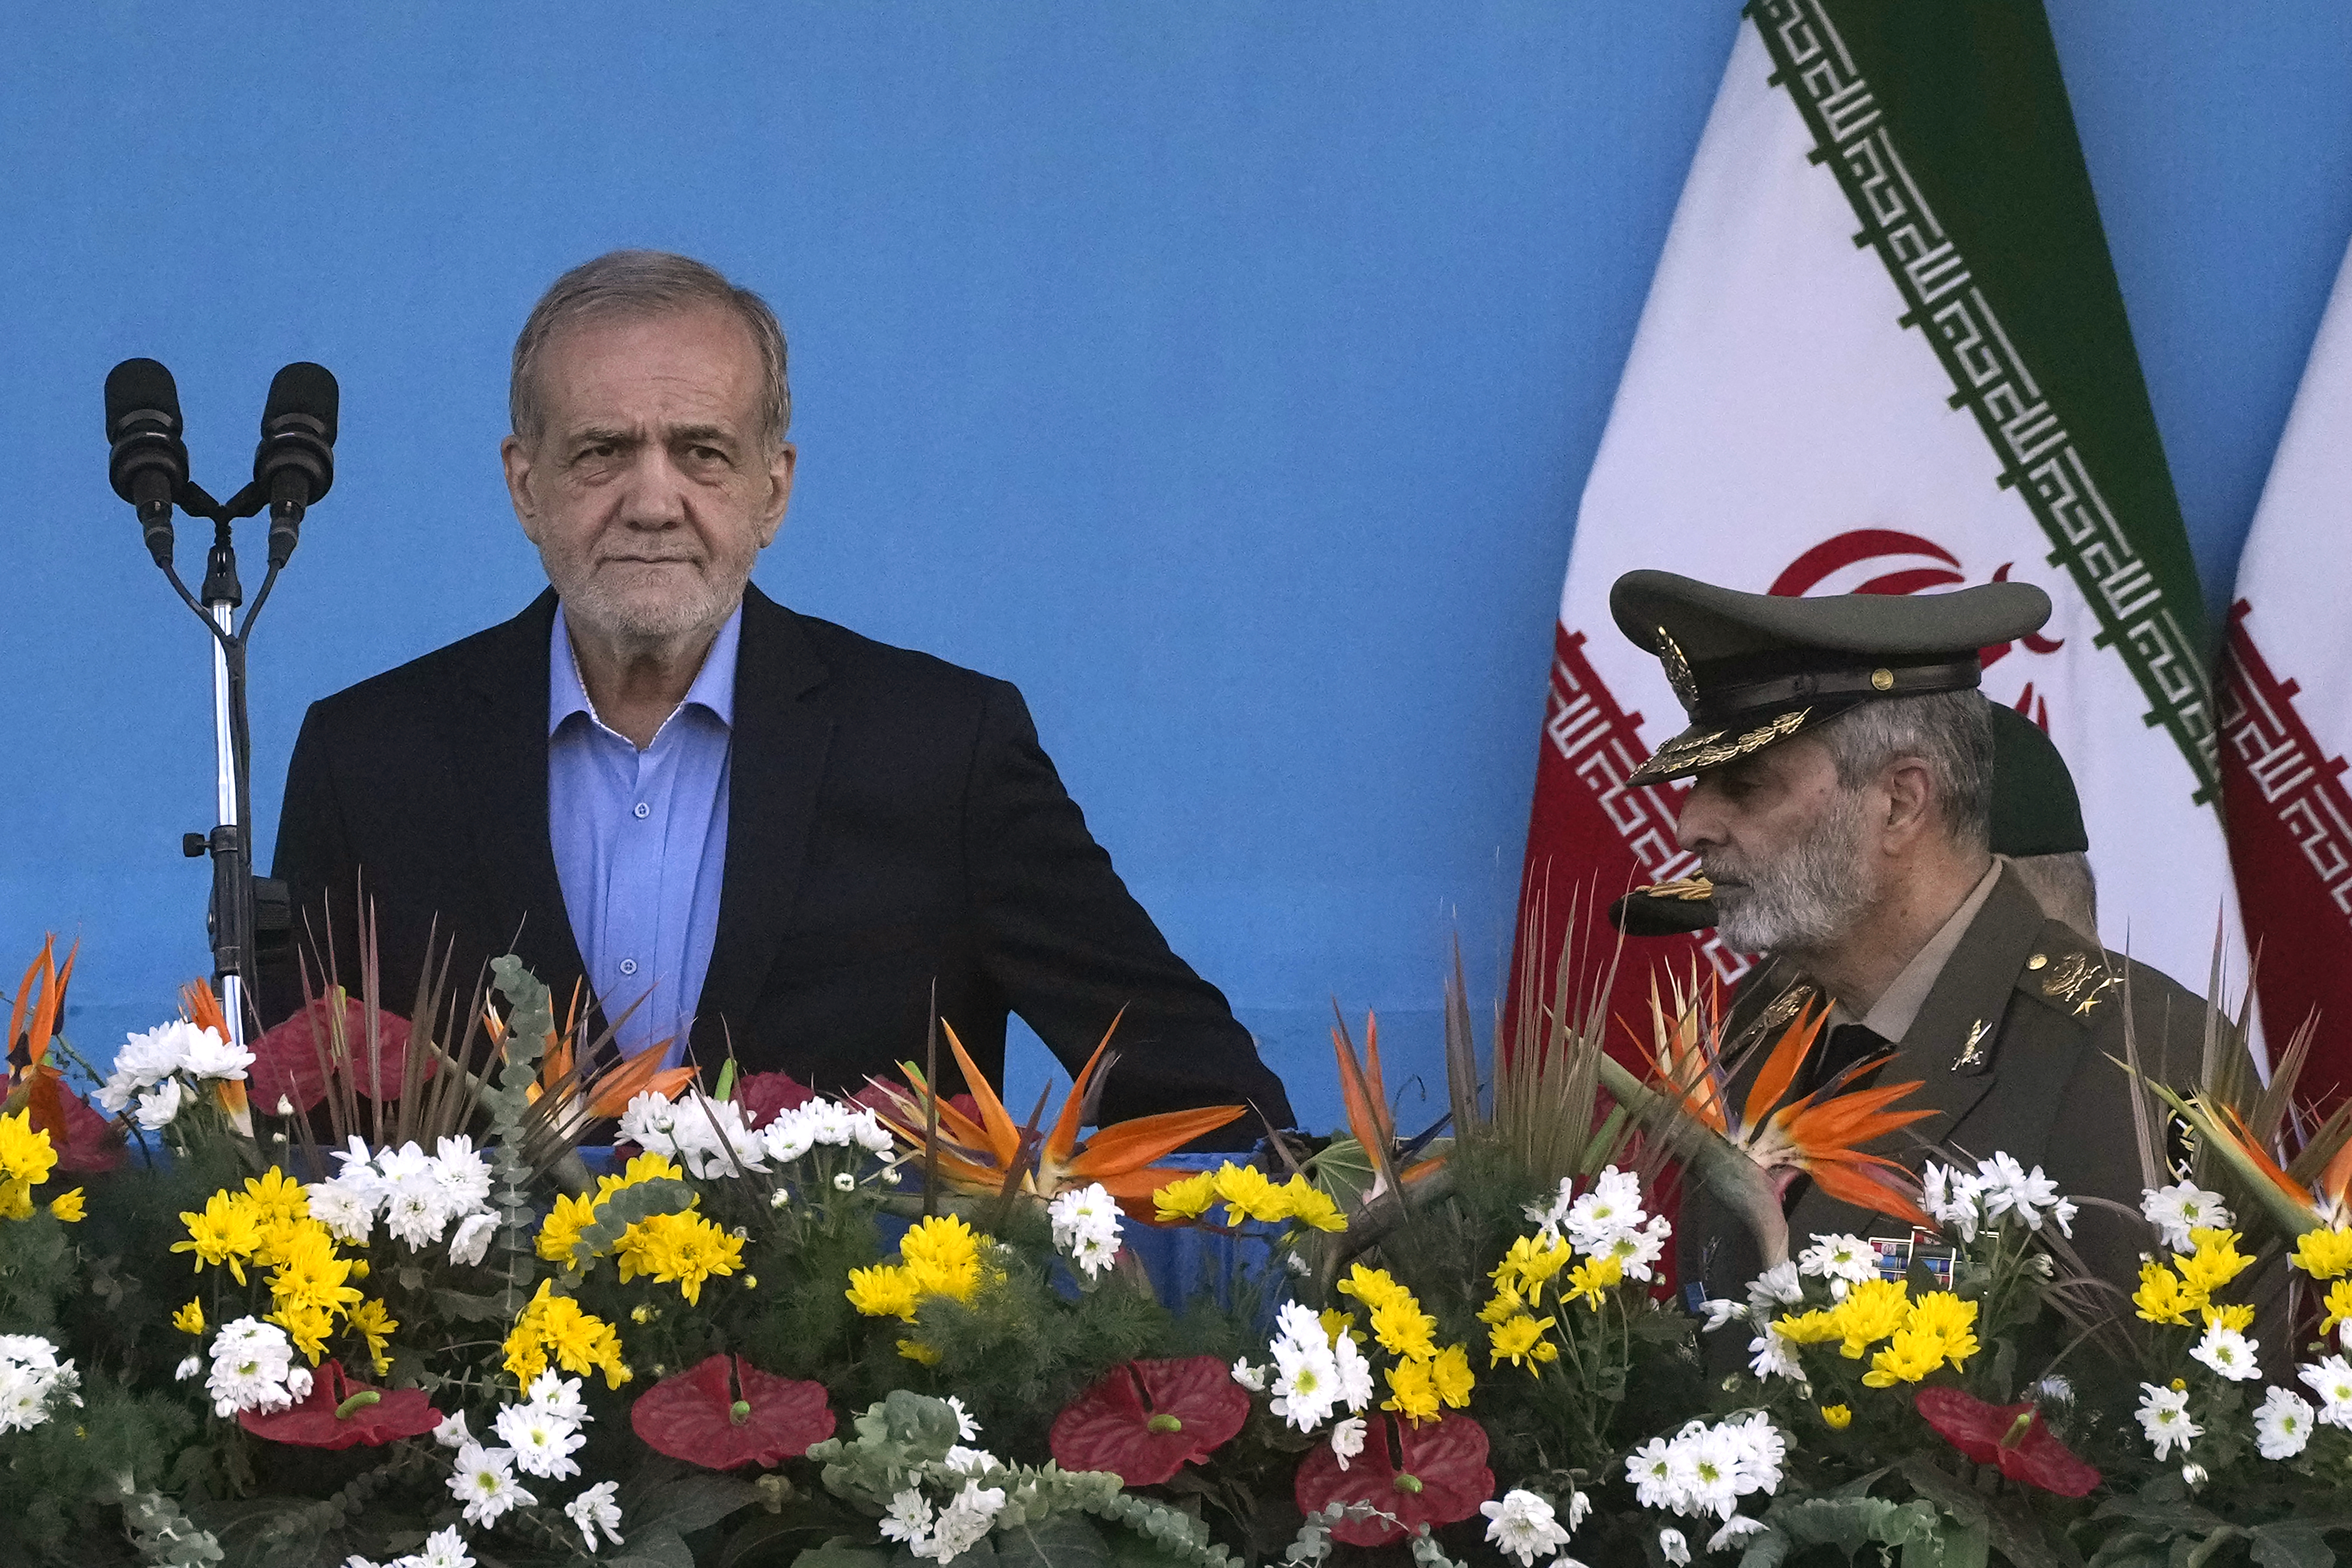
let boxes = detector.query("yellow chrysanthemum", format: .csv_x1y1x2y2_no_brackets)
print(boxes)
1276,1176,1348,1233
897,1338,943,1365
173,1191,262,1284
2178,1228,2254,1296
1336,1264,1410,1313
1382,1357,1441,1423
172,1298,205,1336
1211,1164,1284,1227
268,1223,363,1317
269,1298,335,1365
1430,1343,1474,1409
1491,1235,1574,1304
1478,1285,1527,1327
2202,1301,2256,1333
504,1280,629,1388
1829,1278,1911,1359
615,1211,745,1306
1560,1255,1623,1311
899,1214,985,1302
47,1187,84,1223
1319,1309,1365,1349
538,1191,602,1264
1771,1309,1843,1346
1821,1404,1852,1430
593,1150,683,1203
0,1178,32,1223
1151,1171,1219,1223
847,1263,921,1321
2133,1260,2197,1325
1861,1328,1949,1388
348,1298,399,1378
2322,1280,2352,1340
1901,1291,1979,1368
243,1167,310,1228
1487,1313,1556,1370
2291,1226,2352,1282
0,1109,58,1188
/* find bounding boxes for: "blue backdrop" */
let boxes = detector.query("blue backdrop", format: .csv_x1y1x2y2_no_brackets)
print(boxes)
6,4,2349,1135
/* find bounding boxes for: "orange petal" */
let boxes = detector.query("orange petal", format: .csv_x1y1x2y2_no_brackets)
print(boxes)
1362,1012,1389,1122
2217,1102,2311,1204
1064,1105,1247,1176
1088,1162,1206,1201
939,1020,1023,1168
1332,1018,1392,1158
1806,1159,1933,1227
581,1049,699,1120
1742,1008,1825,1131
1045,1010,1125,1165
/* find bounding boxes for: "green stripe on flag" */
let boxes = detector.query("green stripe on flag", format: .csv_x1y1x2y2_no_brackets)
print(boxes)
1750,0,2218,802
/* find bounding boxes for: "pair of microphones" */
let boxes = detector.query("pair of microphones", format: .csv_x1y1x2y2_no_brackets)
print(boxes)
104,358,339,570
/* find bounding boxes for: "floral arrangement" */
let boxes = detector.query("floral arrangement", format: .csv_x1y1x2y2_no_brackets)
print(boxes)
3,931,2352,1567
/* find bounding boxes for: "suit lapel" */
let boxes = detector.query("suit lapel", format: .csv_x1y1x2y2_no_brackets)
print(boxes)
455,590,587,986
693,585,835,1057
1888,866,2048,1156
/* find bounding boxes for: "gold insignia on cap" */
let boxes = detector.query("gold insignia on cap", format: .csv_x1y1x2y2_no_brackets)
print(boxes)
1950,1018,1991,1073
1656,628,1700,714
1635,874,1716,902
1870,667,1895,692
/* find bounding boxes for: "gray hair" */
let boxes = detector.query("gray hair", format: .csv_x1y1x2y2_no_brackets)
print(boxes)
1811,689,1995,852
2009,850,2100,945
510,249,791,449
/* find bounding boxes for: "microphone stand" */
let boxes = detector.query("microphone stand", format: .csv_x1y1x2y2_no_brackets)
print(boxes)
157,482,285,1058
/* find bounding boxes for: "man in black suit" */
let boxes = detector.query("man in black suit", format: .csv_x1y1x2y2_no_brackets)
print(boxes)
267,250,1293,1136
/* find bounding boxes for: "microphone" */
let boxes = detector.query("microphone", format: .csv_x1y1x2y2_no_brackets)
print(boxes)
253,362,338,568
105,358,189,566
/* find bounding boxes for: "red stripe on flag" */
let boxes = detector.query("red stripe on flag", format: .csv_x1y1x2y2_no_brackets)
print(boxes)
2219,600,2352,1111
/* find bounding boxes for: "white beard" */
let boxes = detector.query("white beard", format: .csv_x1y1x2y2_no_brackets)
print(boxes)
1705,786,1876,956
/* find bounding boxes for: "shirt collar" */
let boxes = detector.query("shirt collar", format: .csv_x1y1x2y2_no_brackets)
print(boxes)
549,600,743,740
1843,856,2006,1043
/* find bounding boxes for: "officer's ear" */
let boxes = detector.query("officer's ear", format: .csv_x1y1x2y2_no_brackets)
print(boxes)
1877,755,1939,845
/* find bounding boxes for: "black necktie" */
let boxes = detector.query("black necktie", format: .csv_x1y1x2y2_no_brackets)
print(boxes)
1801,1021,1889,1099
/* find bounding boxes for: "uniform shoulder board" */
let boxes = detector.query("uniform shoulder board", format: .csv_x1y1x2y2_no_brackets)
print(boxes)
2014,923,2123,1020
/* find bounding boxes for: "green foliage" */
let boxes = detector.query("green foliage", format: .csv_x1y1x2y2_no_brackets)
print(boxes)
0,1371,202,1560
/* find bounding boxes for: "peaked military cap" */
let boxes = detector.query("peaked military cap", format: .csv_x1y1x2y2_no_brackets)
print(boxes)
1611,568,2052,787
1609,704,2088,936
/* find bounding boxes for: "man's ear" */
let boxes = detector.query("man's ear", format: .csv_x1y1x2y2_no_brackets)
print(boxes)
502,434,543,544
1879,757,1938,843
756,440,797,549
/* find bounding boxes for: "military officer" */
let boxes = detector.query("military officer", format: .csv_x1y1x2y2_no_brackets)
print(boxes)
1601,569,2206,1338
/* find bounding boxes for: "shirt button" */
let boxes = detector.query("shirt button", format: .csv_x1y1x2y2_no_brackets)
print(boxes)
618,958,638,977
634,802,650,819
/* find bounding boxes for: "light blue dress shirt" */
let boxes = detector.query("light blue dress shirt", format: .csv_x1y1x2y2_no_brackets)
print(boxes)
547,603,739,1069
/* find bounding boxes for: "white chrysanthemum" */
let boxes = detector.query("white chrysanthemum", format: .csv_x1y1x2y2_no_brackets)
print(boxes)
1728,1411,1786,1495
1270,1334,1341,1430
448,1212,498,1267
1329,1416,1368,1471
204,1318,311,1417
1796,1235,1876,1295
133,1078,186,1132
1562,1166,1647,1254
1977,1152,2064,1231
2141,1180,2231,1254
617,1091,682,1156
306,1176,378,1244
926,1480,1006,1563
1230,1358,1267,1392
945,1395,981,1443
1331,1326,1375,1412
760,1105,818,1163
845,1106,895,1154
494,1401,586,1479
2255,1385,2315,1460
177,1025,254,1081
1747,1331,1804,1383
880,1487,934,1550
2190,1324,2261,1382
449,1441,535,1527
433,1409,471,1448
330,1138,391,1204
173,1354,202,1382
1048,1183,1124,1280
1480,1489,1571,1565
1710,1517,1767,1554
566,1478,626,1553
115,1021,200,1088
669,1093,771,1178
1919,1161,1984,1242
1600,1213,1673,1281
2137,1382,2200,1460
0,1338,79,1434
1682,1423,1745,1521
1659,1526,1690,1565
431,1135,495,1213
409,1526,474,1568
526,1371,589,1425
939,1444,999,1477
1625,1435,1677,1509
1747,1261,1804,1310
1696,1297,1747,1333
2298,1355,2352,1428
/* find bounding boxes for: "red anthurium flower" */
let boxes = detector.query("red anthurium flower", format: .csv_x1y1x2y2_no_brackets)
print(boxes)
1915,1387,2099,1497
1293,1413,1494,1548
1050,1356,1251,1486
250,995,422,1112
237,1360,443,1449
632,1353,835,1470
734,1071,818,1130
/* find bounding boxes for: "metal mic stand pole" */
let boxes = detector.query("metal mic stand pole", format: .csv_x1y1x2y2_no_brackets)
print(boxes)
196,518,256,1056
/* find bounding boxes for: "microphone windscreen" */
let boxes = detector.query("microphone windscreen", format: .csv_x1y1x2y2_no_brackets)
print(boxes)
105,357,182,436
263,362,339,443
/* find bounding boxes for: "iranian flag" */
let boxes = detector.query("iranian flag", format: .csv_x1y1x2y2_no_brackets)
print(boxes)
1514,0,2242,1043
2220,236,2352,1107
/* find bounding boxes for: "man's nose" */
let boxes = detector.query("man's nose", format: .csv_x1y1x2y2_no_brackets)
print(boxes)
620,449,692,527
1676,782,1724,854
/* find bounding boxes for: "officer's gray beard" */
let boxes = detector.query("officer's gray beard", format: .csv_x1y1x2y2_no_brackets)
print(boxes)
1704,784,1877,957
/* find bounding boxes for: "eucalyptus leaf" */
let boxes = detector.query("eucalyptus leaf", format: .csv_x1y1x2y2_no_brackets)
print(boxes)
2251,1523,2338,1568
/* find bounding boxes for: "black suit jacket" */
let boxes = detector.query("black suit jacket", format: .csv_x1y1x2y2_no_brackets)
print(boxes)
266,585,1294,1139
